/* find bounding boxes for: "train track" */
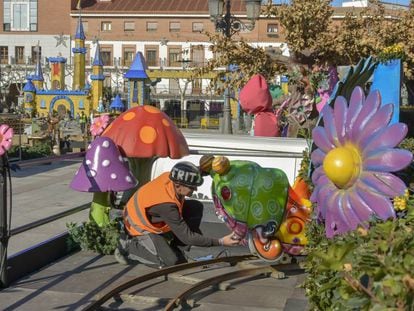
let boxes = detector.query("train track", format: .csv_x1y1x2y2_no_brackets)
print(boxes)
82,254,291,310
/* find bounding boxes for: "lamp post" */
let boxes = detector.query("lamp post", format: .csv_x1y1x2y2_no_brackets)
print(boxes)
208,0,261,134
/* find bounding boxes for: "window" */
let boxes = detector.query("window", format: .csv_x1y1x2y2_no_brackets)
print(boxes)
122,46,135,67
104,75,111,88
168,47,182,67
145,47,158,66
192,22,204,32
0,47,8,64
169,79,180,95
191,45,204,67
124,22,135,32
101,48,112,66
192,79,202,94
15,46,25,64
146,22,157,32
31,45,41,64
267,23,278,33
101,21,112,32
3,0,38,32
169,22,180,32
82,21,88,34
85,44,90,66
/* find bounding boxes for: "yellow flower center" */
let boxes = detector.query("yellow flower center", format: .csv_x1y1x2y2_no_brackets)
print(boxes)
323,144,361,189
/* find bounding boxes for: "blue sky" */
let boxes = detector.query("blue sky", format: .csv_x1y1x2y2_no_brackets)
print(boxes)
331,0,409,5
272,0,410,6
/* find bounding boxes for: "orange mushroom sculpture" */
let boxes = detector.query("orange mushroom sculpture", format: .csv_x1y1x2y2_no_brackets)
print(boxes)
102,105,190,202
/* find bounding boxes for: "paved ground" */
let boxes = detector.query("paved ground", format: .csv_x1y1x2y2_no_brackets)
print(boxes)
2,247,308,311
9,159,91,255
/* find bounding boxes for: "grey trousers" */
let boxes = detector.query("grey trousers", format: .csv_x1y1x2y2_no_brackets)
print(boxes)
124,200,203,267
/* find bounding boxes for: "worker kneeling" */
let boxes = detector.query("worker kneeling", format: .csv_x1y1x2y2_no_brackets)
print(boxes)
115,161,240,267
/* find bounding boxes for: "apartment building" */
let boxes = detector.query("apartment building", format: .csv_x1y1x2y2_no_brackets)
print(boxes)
67,0,287,113
0,1,71,65
0,0,72,108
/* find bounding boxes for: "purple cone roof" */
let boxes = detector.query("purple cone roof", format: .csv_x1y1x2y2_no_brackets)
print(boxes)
70,137,137,192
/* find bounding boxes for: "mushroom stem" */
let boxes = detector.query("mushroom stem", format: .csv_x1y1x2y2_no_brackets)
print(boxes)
121,157,155,204
90,192,111,227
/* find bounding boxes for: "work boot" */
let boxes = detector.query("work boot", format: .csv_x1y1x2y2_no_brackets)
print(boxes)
114,247,129,265
114,232,130,265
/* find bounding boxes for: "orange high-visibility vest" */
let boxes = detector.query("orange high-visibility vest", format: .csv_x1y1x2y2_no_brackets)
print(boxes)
124,172,184,237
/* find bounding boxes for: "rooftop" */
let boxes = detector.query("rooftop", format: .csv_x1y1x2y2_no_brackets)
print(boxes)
71,0,247,14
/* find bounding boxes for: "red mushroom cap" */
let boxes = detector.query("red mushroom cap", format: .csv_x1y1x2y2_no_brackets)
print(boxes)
102,105,189,159
70,136,137,192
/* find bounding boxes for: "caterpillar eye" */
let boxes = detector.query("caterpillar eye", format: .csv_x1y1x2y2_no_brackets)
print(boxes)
221,186,231,201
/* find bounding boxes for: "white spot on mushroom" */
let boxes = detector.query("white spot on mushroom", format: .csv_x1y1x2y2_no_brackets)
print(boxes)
85,159,91,165
102,140,110,148
87,169,97,177
111,173,117,179
102,159,110,167
126,175,132,183
118,155,123,162
87,144,92,150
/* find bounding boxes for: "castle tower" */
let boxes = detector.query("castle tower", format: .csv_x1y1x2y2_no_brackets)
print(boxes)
124,52,149,108
72,13,86,90
31,43,44,90
90,42,104,109
48,57,67,90
23,78,36,114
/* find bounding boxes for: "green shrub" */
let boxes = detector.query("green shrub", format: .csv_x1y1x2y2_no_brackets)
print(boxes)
303,138,414,310
9,142,52,160
303,202,414,310
66,220,120,255
397,138,414,188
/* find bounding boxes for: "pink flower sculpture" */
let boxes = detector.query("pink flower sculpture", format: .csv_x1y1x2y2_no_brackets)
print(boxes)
90,114,110,137
0,124,13,156
311,86,413,238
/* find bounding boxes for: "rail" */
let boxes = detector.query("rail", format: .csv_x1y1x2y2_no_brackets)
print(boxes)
1,152,86,287
82,254,256,310
82,254,296,310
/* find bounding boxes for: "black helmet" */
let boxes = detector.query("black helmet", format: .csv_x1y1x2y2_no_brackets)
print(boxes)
169,161,203,188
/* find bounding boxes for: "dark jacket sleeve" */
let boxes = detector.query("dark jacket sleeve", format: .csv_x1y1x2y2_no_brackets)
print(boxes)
148,203,220,247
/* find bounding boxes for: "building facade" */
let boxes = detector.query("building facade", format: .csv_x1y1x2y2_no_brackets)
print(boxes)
0,0,406,119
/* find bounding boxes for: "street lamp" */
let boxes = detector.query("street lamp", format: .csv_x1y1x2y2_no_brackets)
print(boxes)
208,0,261,134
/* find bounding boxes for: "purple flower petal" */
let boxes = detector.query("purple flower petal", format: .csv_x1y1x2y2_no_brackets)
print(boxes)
311,166,326,185
311,175,332,204
345,87,364,135
338,191,362,231
357,104,393,146
347,189,374,224
321,105,340,146
312,126,335,153
360,171,407,197
364,149,413,172
316,182,337,219
356,183,396,220
333,96,348,145
350,91,380,141
325,192,350,238
362,123,408,155
311,148,326,166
